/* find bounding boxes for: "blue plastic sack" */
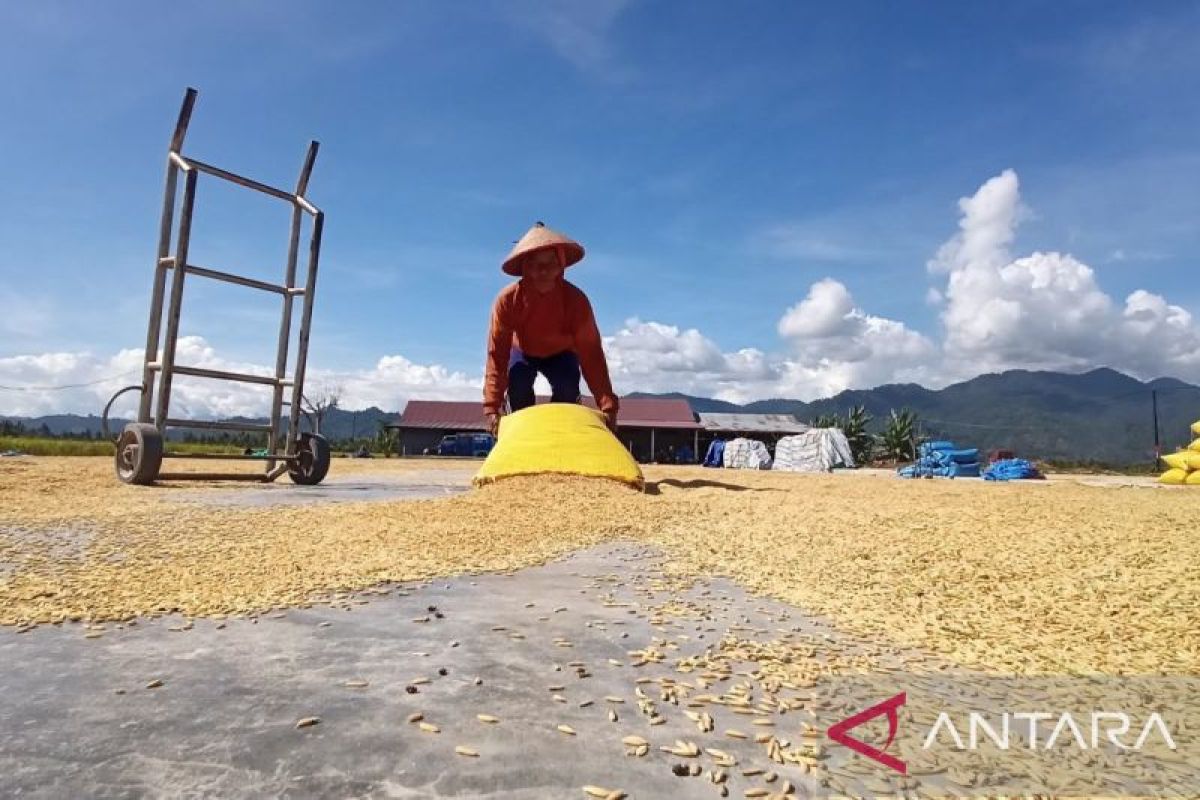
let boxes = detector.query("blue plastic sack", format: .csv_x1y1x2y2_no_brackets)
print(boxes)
948,448,979,464
703,439,726,468
951,461,980,478
901,441,982,479
983,458,1041,481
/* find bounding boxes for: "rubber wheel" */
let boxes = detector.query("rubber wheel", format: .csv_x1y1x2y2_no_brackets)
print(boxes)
114,423,163,485
289,432,330,485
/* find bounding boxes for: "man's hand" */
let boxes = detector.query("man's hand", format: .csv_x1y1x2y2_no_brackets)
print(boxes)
486,412,501,438
603,408,618,433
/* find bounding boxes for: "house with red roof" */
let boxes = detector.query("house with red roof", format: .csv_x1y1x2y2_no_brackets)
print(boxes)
389,396,704,463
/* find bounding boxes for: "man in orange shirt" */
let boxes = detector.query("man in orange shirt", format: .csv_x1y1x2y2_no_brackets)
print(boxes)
483,222,620,437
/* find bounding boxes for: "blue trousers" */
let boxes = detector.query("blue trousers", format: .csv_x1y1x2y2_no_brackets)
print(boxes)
508,348,580,411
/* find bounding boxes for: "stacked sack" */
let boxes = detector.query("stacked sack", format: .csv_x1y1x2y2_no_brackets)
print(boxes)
898,440,981,478
1159,419,1200,485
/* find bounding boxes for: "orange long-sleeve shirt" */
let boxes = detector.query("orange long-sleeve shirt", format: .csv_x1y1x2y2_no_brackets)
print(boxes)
484,278,619,416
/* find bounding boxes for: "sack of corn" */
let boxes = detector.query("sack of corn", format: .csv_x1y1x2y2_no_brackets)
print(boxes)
473,402,644,490
1192,419,1200,436
1190,438,1200,453
1162,451,1194,471
1159,468,1189,485
1188,470,1200,486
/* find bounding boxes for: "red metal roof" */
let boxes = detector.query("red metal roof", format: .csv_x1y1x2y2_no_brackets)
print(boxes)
394,397,700,430
395,400,489,431
583,396,701,429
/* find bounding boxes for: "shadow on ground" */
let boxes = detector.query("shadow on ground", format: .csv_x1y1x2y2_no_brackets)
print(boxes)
643,478,780,495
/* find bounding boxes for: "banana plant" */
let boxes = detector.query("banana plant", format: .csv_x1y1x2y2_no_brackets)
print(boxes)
842,404,874,465
879,408,918,462
811,413,840,428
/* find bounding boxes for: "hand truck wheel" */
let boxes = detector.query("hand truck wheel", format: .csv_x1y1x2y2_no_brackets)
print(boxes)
288,432,331,485
114,423,164,485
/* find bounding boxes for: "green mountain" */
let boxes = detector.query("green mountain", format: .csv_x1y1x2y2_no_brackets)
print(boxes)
0,407,396,444
632,368,1200,465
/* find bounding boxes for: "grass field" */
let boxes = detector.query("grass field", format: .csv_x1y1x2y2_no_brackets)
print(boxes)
0,436,247,457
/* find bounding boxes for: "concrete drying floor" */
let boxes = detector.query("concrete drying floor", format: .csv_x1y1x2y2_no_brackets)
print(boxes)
165,467,476,508
3,548,1196,798
1,544,858,799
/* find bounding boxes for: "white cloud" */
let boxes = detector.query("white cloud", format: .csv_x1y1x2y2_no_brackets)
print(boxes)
339,355,481,410
931,169,1200,381
0,349,142,418
1116,290,1200,375
774,279,937,398
0,336,480,419
599,288,936,404
927,169,1024,276
603,318,778,401
778,278,857,338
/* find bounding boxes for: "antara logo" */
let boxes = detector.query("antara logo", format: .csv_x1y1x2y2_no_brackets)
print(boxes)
826,692,1178,777
826,692,907,774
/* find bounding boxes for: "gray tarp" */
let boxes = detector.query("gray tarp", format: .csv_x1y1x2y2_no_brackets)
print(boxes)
722,437,773,470
773,428,855,472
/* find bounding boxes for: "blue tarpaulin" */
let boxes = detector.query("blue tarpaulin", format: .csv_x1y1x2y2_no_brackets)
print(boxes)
703,439,726,468
983,458,1042,481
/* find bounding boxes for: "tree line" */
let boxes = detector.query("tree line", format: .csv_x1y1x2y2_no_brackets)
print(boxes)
0,418,398,455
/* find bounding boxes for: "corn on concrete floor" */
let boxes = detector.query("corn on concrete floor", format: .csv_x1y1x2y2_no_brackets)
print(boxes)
0,544,850,799
4,456,1196,678
165,467,475,508
3,457,1198,797
3,542,1194,799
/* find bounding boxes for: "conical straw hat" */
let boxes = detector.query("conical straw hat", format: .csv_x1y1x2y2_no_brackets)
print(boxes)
502,221,585,276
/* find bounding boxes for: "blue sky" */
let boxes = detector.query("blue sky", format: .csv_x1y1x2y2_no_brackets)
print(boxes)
2,1,1199,416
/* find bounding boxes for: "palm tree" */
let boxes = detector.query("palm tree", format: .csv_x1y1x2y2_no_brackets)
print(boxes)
879,408,918,463
811,413,840,428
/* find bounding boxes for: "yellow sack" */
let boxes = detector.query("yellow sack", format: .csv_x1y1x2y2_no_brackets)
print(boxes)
1160,468,1188,485
1190,438,1200,453
473,402,644,490
1189,471,1200,486
1162,451,1194,471
1192,419,1200,436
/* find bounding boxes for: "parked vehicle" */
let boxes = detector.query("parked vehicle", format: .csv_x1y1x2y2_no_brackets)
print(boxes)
436,433,495,457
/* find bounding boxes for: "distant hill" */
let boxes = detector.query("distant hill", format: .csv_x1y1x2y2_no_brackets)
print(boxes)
624,391,743,413
5,369,1198,464
0,407,396,443
633,368,1200,464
